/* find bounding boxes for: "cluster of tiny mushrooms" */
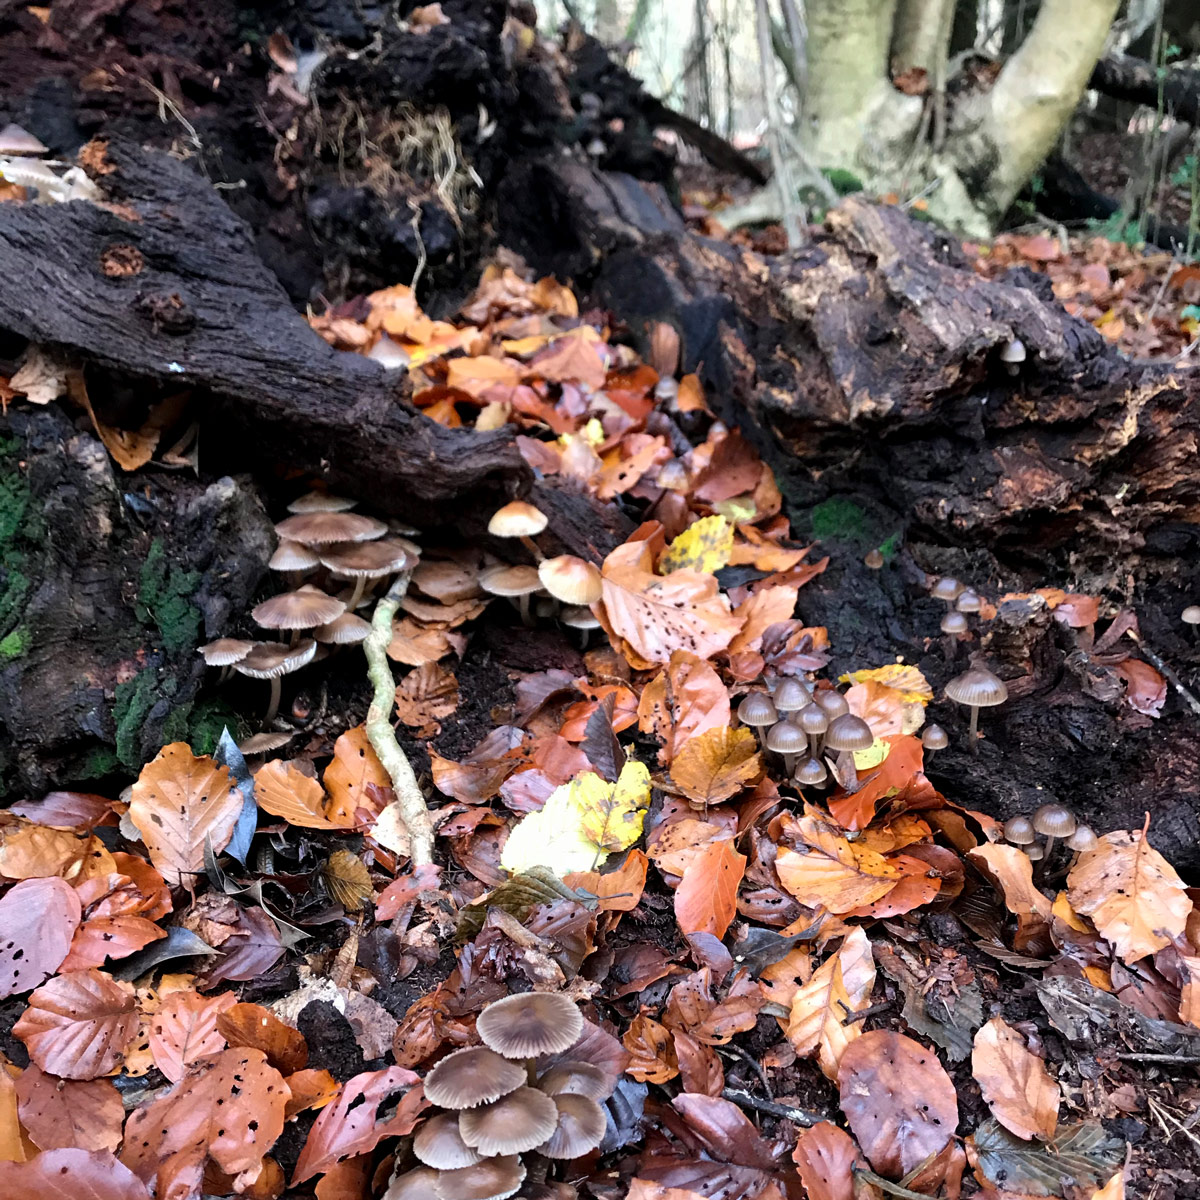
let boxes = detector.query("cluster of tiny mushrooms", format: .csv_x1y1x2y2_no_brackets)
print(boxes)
389,991,609,1200
1002,804,1097,870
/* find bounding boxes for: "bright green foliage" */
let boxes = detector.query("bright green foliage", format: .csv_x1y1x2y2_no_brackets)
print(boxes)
137,539,202,654
0,627,30,659
810,497,867,542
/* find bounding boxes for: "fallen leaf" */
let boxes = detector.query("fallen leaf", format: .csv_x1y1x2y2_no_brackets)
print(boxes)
0,877,81,997
972,1016,1059,1141
791,1121,863,1200
565,849,649,912
526,326,608,390
674,840,746,939
0,826,116,884
727,586,799,656
637,651,732,764
284,1068,340,1119
322,728,390,826
671,726,761,805
775,817,903,913
203,907,284,986
969,842,1053,924
393,662,460,738
216,1003,308,1074
0,1149,152,1200
658,515,734,574
149,989,237,1083
254,761,349,830
1115,660,1166,717
622,1014,679,1084
966,1118,1123,1196
15,1065,124,1152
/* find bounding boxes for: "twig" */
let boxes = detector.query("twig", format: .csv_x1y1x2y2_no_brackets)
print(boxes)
364,572,436,867
1123,629,1200,717
1116,1052,1200,1064
855,1169,943,1200
716,1044,775,1098
722,1087,821,1127
838,999,894,1025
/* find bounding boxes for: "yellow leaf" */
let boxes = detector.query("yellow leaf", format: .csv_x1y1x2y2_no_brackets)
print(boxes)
671,726,761,804
852,738,890,771
575,759,652,853
658,515,733,574
839,664,933,705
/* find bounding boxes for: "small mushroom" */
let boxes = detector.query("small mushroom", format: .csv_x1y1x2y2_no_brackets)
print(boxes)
941,611,968,636
765,719,807,777
457,1086,559,1156
274,511,387,546
823,713,874,791
536,1061,610,1101
314,611,371,646
864,548,884,569
434,1155,526,1200
237,731,293,757
234,639,316,722
1024,841,1045,862
253,585,346,646
930,577,962,608
944,665,1008,754
1003,815,1036,847
199,637,255,683
773,677,810,716
269,540,320,587
1065,823,1097,853
538,555,602,606
737,692,777,749
794,756,828,788
535,1093,607,1158
480,564,542,626
423,1046,526,1110
796,703,829,760
1183,605,1200,639
1000,337,1027,376
921,723,949,753
956,589,982,614
414,1111,484,1169
813,688,850,719
386,1167,442,1200
560,605,602,648
0,123,48,156
287,491,357,514
488,501,548,561
476,992,584,1059
320,538,418,609
1032,803,1076,863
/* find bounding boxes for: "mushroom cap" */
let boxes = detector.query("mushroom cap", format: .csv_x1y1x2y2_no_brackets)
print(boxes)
931,577,962,602
476,992,584,1058
274,511,388,546
314,612,372,645
458,1086,559,1156
797,704,829,736
920,723,949,751
944,666,1008,708
269,540,320,572
319,538,417,579
237,731,293,755
535,1093,607,1159
423,1046,526,1109
536,1060,610,1101
1065,824,1098,852
234,639,316,680
0,123,48,155
956,589,982,614
1000,337,1027,363
560,605,602,630
253,585,346,631
1183,605,1200,626
488,501,548,539
813,689,849,718
864,548,884,569
434,1156,526,1200
1003,816,1036,845
480,564,542,599
1024,841,1045,861
941,611,968,635
765,719,807,756
1032,803,1076,838
773,678,809,713
794,756,828,786
287,491,357,513
199,638,255,667
414,1111,484,1169
737,692,777,727
538,556,602,605
823,713,874,752
387,1167,441,1199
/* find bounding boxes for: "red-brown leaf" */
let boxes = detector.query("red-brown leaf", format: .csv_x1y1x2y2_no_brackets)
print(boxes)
0,877,81,997
0,1149,151,1200
673,839,746,939
791,1121,863,1200
149,989,237,1083
15,1065,124,1153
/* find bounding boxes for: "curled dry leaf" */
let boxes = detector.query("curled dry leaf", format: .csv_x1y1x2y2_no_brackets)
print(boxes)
148,988,237,1083
775,817,903,914
217,1003,308,1074
15,1064,124,1153
673,838,746,940
0,876,81,998
1067,828,1192,963
0,825,116,884
14,969,138,1080
971,1016,1059,1141
671,726,762,805
0,1149,152,1200
128,744,241,886
622,1014,679,1084
791,1120,864,1200
253,760,349,831
837,1029,958,1178
727,585,800,656
968,842,1053,924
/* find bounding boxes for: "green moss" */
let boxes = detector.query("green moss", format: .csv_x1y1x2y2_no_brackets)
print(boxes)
187,697,241,756
78,746,120,780
137,539,202,654
113,669,167,769
877,532,902,561
0,626,29,659
810,497,867,542
0,436,40,640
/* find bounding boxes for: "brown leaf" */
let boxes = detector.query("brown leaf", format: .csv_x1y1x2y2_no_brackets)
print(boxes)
1067,828,1192,963
203,907,284,986
674,1030,724,1096
674,839,746,940
791,1121,864,1200
837,1030,958,1177
565,848,648,912
0,1149,152,1200
0,826,116,884
254,760,348,831
392,662,459,738
322,727,390,827
0,1067,23,1163
15,1065,124,1152
429,726,526,804
0,877,81,997
62,915,165,972
727,586,799,656
968,842,1053,924
775,816,903,913
322,850,373,913
121,1048,289,1198
148,988,236,1083
283,1069,340,1119
1115,659,1166,717
128,744,241,886
526,327,608,390
637,651,731,765
622,1014,679,1084
672,726,761,805
217,1004,308,1074
972,1017,1059,1141
14,969,138,1080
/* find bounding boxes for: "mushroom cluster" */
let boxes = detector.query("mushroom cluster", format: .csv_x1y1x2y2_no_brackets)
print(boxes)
388,992,612,1200
1003,803,1096,868
199,490,420,722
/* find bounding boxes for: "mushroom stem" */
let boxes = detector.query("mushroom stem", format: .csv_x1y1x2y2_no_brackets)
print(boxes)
218,665,232,685
1043,835,1057,863
265,677,282,724
967,704,980,753
782,752,799,777
517,594,534,627
520,535,545,563
347,577,368,611
808,733,821,759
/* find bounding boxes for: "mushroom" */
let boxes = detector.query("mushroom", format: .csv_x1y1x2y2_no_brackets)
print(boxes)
560,605,602,648
320,538,418,609
480,564,543,627
813,688,849,719
274,511,387,546
1003,815,1036,847
237,731,293,757
956,589,982,614
0,123,48,156
538,556,602,606
314,611,372,646
457,1086,559,1156
864,548,884,569
1032,803,1076,864
737,692,777,749
823,713,874,791
921,723,949,753
1065,823,1098,869
234,639,316,722
1000,337,1027,376
794,756,828,788
434,1156,526,1200
269,540,320,588
765,719,807,777
253,585,346,646
488,501,548,561
1183,606,1200,638
413,1111,484,1169
941,611,968,637
773,677,810,716
944,665,1008,754
930,577,962,608
536,1061,610,1101
535,1093,607,1158
796,703,829,760
476,992,584,1059
287,491,357,514
423,1046,526,1110
386,1167,442,1200
199,637,255,683
1024,841,1045,862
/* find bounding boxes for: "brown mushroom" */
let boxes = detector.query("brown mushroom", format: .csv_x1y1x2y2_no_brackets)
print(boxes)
773,677,810,716
199,637,255,683
956,589,982,614
237,731,293,757
253,585,346,646
423,1046,526,1110
921,723,949,753
536,1060,610,1101
561,605,603,648
480,564,542,627
538,556,602,606
823,713,874,791
765,719,807,777
268,540,320,587
941,611,968,637
476,992,584,1059
944,665,1008,754
1003,815,1036,846
320,538,418,609
287,491,357,514
813,688,849,719
535,1093,607,1158
458,1086,559,1156
737,692,777,749
314,612,372,646
931,577,962,607
488,501,548,561
413,1111,484,1169
386,1166,442,1200
434,1156,526,1200
864,548,884,570
1065,823,1097,853
234,639,316,722
274,511,387,546
794,756,829,788
796,703,829,760
1032,803,1076,863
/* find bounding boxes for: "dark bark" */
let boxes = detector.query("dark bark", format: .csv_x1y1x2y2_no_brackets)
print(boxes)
1090,53,1200,126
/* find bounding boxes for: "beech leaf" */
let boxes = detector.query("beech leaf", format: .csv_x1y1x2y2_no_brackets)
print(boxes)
671,726,761,804
966,1118,1124,1196
216,1003,308,1074
658,515,734,574
253,760,348,830
0,877,82,998
775,816,903,913
971,1016,1059,1141
0,1149,152,1200
15,1065,124,1153
674,839,746,939
148,989,237,1083
636,651,731,765
791,1121,864,1200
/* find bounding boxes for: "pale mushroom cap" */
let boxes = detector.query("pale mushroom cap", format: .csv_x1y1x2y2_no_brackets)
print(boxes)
536,1061,610,1101
538,556,602,605
253,586,346,631
945,666,1008,708
434,1156,526,1200
199,638,255,667
476,992,584,1058
535,1093,607,1158
0,123,48,155
314,612,372,645
560,605,602,630
423,1046,526,1109
235,639,316,679
1024,841,1045,861
773,678,810,713
287,491,358,513
1000,337,1027,363
737,692,777,727
795,757,828,785
480,564,542,599
956,590,982,614
457,1086,559,1156
238,731,293,755
269,540,320,572
1065,824,1098,852
413,1111,484,1169
319,538,418,578
797,704,829,736
941,611,969,635
386,1166,441,1200
921,723,949,751
765,719,807,756
1183,605,1200,626
823,713,874,752
813,689,849,718
488,501,548,539
274,511,388,545
1003,816,1036,845
931,577,962,601
1033,803,1076,838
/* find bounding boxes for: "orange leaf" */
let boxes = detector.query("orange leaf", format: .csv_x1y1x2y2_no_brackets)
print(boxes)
673,839,746,939
565,849,649,912
636,651,731,765
671,726,762,805
217,1004,308,1075
444,355,521,398
254,760,348,830
0,1149,151,1199
727,586,799,656
0,825,116,883
284,1068,340,1119
972,1016,1059,1141
596,434,669,500
969,842,1053,924
827,734,929,830
323,727,390,826
775,816,903,913
525,326,608,390
622,1014,678,1083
